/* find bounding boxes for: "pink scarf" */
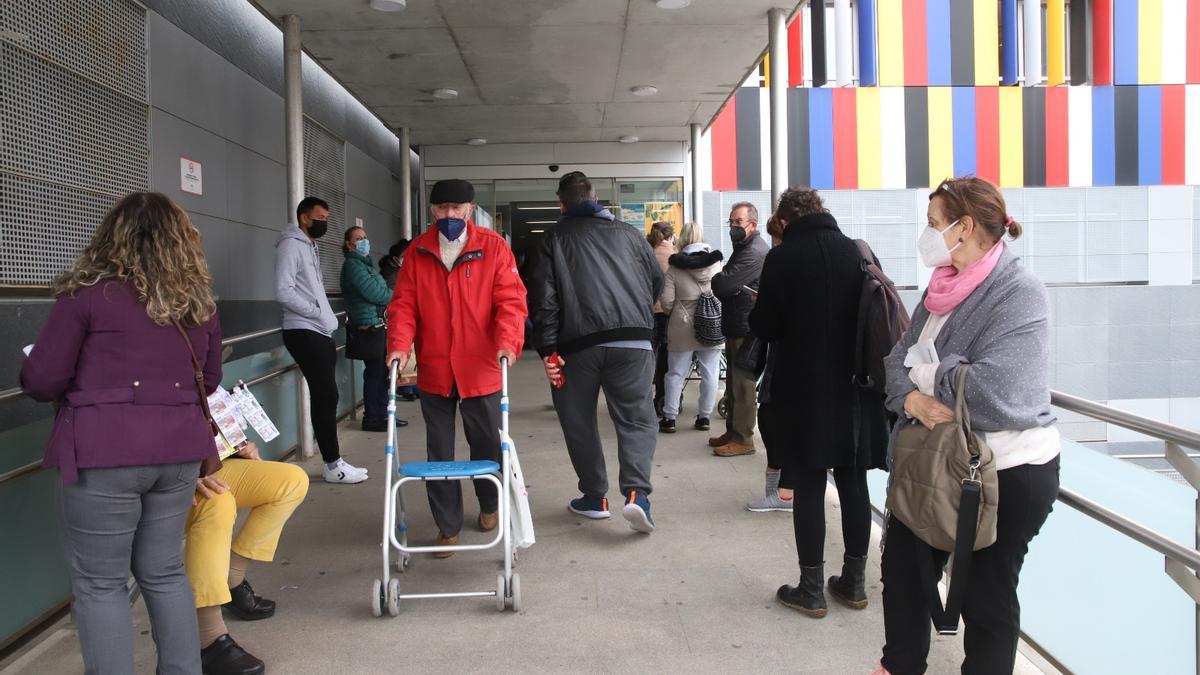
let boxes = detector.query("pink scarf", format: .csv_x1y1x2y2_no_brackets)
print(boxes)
924,241,1005,316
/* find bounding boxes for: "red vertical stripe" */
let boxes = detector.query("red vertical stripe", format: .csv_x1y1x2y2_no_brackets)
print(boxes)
710,104,738,191
1162,85,1187,184
832,88,858,189
1045,87,1070,186
975,87,1001,183
1094,0,1113,85
788,16,804,88
1188,0,1200,83
903,0,929,86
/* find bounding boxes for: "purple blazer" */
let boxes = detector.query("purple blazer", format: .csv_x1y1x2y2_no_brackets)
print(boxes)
20,281,222,483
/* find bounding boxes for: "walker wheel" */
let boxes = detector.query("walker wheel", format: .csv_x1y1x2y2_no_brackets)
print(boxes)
395,554,411,573
510,573,522,613
371,579,383,617
386,578,400,617
496,573,507,611
717,397,728,419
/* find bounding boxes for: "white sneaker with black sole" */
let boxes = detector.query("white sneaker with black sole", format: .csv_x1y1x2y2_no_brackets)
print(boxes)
323,458,368,484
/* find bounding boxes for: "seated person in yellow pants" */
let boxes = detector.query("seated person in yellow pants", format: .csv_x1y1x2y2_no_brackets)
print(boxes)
186,442,309,675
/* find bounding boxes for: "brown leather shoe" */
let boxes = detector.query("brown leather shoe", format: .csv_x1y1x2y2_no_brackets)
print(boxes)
708,432,732,448
478,511,498,532
433,532,459,558
714,441,756,457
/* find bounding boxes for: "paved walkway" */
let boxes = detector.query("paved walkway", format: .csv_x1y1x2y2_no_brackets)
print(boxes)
6,358,1044,674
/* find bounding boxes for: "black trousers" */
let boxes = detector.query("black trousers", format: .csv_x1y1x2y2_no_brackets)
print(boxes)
652,313,669,416
418,387,502,537
282,329,341,464
791,466,871,567
881,457,1060,675
361,355,388,422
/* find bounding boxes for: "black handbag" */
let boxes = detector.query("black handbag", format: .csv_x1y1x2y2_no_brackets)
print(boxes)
732,335,767,379
345,325,386,361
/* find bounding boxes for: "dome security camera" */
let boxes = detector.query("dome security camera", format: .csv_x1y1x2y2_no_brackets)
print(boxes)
548,164,560,172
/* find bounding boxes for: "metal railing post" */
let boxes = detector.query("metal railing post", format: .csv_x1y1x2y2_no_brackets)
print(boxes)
349,359,358,421
298,376,315,459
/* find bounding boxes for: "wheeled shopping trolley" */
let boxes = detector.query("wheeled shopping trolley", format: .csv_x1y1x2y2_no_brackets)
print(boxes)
371,359,522,616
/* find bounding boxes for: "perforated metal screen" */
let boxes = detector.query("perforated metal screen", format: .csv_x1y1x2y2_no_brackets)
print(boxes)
0,0,149,287
303,118,347,292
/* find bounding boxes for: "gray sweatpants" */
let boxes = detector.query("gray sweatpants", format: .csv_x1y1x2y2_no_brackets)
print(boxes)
418,388,502,537
550,346,657,499
59,462,202,675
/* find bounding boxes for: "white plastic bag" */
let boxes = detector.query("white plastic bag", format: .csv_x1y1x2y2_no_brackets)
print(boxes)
505,433,535,549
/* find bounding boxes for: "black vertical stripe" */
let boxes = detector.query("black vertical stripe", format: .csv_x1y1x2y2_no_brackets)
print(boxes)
811,0,828,87
1022,87,1047,187
1070,0,1089,85
950,0,975,86
1113,86,1139,186
904,88,929,189
735,88,762,191
787,88,810,188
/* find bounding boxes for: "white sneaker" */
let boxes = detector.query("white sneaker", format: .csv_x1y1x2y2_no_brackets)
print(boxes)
323,459,368,484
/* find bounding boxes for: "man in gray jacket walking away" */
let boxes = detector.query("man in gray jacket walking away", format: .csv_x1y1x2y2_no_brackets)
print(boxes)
531,171,663,534
276,196,368,484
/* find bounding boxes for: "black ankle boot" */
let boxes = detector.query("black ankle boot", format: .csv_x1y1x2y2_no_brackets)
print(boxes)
828,554,869,609
201,634,264,675
777,564,827,618
224,579,275,621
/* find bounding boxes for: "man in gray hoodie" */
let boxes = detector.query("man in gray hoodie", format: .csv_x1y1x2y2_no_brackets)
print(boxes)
276,196,368,484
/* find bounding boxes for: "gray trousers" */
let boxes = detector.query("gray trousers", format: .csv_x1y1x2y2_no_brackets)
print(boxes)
550,346,657,499
59,462,202,675
419,388,502,537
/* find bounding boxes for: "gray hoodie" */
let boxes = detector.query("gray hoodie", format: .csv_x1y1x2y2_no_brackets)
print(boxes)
275,224,338,336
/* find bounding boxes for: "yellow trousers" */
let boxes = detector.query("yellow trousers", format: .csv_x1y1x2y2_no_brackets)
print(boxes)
185,459,309,608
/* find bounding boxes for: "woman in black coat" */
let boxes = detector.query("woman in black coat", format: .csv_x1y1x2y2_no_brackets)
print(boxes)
748,187,889,618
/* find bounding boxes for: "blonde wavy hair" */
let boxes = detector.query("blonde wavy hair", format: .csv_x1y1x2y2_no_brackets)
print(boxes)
677,221,704,248
54,192,216,327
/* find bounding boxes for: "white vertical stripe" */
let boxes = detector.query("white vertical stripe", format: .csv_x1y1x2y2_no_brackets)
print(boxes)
1023,0,1042,85
759,88,772,192
1162,0,1187,84
699,127,713,194
802,5,813,85
1186,86,1200,186
879,88,907,189
1068,85,1093,187
835,0,853,86
825,5,838,83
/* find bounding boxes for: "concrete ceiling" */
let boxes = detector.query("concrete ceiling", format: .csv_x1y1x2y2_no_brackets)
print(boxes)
255,0,798,145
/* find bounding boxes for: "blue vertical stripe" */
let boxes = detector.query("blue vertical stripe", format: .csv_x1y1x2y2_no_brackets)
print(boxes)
1138,86,1162,185
1092,86,1116,186
1000,0,1019,85
926,0,952,85
1112,0,1138,85
952,87,977,176
808,88,835,189
858,0,878,86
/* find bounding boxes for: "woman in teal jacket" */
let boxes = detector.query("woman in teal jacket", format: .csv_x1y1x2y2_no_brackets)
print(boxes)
341,227,407,431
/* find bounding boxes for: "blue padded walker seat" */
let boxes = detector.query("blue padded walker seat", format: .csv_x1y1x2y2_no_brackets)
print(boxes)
399,460,500,478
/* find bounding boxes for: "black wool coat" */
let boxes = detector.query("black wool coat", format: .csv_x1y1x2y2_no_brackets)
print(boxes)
748,212,889,471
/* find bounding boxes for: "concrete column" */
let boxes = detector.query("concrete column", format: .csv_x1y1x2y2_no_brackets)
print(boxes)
690,123,702,225
835,0,852,86
416,145,427,234
768,8,789,208
1023,0,1042,85
399,126,412,239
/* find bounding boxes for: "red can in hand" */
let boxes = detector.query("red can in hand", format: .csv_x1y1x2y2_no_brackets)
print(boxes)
549,352,566,389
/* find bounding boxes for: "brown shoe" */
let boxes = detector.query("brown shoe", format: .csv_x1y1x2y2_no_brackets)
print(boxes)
478,511,498,532
708,432,732,448
433,532,459,558
714,441,756,457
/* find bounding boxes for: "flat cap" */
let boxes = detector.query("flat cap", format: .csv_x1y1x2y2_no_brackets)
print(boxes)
429,179,474,205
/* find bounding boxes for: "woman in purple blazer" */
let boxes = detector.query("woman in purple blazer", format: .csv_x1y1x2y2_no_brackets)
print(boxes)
21,192,222,675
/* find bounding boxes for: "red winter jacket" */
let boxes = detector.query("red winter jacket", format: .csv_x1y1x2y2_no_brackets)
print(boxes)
387,222,528,399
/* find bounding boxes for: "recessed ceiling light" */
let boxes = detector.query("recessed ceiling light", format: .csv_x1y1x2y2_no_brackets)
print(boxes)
370,0,406,11
655,0,692,8
466,138,487,146
432,88,459,99
619,135,640,144
630,85,658,97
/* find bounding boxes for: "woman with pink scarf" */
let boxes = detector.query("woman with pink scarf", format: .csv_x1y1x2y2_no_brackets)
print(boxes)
876,177,1061,675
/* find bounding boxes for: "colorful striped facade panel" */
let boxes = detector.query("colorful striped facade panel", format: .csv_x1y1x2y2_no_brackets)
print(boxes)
1067,85,1094,187
1187,86,1200,185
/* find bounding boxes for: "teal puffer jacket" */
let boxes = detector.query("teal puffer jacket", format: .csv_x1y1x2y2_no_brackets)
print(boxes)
340,251,391,328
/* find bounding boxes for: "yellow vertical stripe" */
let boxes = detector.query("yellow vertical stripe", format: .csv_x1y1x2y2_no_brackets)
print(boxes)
927,88,954,188
857,88,882,189
998,87,1024,187
1046,0,1065,85
1139,0,1162,83
973,0,999,86
762,54,770,88
877,0,904,86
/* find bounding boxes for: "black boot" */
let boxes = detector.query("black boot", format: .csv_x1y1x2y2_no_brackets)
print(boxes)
224,579,275,621
828,554,869,609
201,634,265,675
776,564,827,618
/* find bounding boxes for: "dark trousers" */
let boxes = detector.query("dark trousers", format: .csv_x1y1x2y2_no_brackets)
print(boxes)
791,467,871,567
652,313,669,416
758,404,793,490
283,329,341,463
419,387,502,537
881,458,1060,675
722,336,758,443
361,356,388,422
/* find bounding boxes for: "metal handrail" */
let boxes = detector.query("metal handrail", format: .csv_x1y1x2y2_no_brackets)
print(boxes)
1057,486,1200,572
1052,389,1200,451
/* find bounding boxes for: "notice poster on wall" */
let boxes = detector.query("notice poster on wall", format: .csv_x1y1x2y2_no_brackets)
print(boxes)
180,157,203,195
643,201,683,235
620,203,646,226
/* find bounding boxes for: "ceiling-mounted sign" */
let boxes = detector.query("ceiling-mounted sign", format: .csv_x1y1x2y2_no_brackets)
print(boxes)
180,157,203,196
355,217,364,228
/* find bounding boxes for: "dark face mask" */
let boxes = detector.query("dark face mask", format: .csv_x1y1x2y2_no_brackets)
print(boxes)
436,217,467,240
307,219,329,239
729,225,747,245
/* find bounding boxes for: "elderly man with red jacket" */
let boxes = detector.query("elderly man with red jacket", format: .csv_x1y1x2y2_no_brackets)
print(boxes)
386,179,528,556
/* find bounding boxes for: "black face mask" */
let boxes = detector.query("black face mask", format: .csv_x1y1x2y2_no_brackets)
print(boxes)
307,219,328,239
729,225,747,245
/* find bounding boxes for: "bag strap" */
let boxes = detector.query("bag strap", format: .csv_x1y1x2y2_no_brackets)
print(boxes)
173,321,218,431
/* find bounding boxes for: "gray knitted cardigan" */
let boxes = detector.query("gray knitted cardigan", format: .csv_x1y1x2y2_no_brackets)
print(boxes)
883,247,1056,448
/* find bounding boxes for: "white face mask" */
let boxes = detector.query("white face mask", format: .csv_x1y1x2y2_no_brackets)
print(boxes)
918,219,963,268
